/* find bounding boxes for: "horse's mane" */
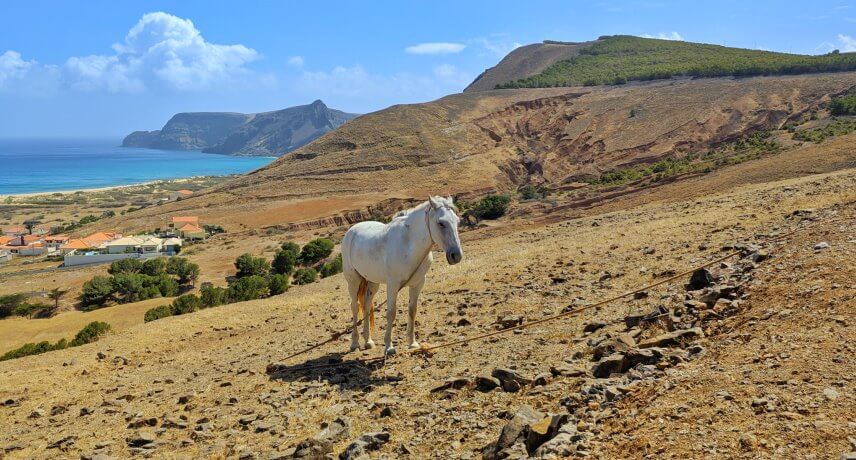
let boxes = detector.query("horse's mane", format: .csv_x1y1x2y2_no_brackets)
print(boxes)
393,197,455,220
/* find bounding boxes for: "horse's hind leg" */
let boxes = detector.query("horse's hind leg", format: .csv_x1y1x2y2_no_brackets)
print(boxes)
362,281,379,349
344,270,363,352
406,281,425,349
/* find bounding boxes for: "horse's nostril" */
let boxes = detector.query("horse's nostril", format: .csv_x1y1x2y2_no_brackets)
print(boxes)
447,250,462,264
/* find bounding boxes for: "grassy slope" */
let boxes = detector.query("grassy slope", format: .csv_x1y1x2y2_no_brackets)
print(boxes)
497,35,856,88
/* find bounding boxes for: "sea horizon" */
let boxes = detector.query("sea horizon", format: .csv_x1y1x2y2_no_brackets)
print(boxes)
0,137,274,195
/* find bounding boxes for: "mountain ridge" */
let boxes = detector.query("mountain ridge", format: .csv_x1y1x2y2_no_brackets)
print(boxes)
122,100,359,156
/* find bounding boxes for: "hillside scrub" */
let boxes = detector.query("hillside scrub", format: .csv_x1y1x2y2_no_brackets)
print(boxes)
69,321,112,346
80,257,197,309
319,254,343,278
497,35,856,89
793,118,856,143
830,91,856,115
588,131,781,187
293,268,318,285
0,294,28,318
2,320,115,361
471,195,512,220
299,238,334,265
268,274,290,295
234,253,271,278
144,305,173,322
272,247,298,276
171,294,203,315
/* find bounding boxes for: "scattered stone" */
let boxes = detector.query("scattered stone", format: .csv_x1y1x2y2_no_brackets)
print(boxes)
525,415,567,453
814,242,830,250
126,430,156,448
687,268,714,290
483,405,544,460
496,315,524,329
79,407,93,416
641,247,656,255
592,353,626,378
823,388,840,401
379,406,393,418
492,368,532,393
475,375,501,392
582,321,606,333
550,362,587,378
290,417,350,459
339,432,390,460
638,328,704,349
534,422,578,458
46,436,76,451
749,250,770,263
177,394,193,404
28,408,45,419
430,376,471,393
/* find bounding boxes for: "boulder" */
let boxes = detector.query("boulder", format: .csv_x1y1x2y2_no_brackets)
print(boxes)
483,405,544,460
475,375,501,392
492,368,532,393
525,415,567,453
591,353,626,378
638,328,704,349
687,268,714,291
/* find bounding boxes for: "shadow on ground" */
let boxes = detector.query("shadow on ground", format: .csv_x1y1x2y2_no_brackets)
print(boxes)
266,351,396,389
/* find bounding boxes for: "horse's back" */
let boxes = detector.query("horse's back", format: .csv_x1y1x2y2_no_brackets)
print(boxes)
343,221,389,283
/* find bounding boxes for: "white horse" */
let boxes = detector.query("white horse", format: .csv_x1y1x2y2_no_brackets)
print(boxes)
341,196,463,355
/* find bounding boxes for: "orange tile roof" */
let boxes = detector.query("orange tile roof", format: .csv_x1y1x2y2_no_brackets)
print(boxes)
22,235,40,244
3,226,26,234
176,189,194,195
45,234,69,242
0,236,11,245
179,223,203,232
172,216,199,224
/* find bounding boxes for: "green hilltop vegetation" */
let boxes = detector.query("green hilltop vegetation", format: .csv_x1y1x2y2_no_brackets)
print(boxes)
496,35,856,89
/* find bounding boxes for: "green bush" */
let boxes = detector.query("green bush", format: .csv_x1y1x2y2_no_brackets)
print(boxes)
69,321,112,347
272,249,298,276
228,275,270,301
144,305,173,322
108,258,143,275
171,294,203,315
13,302,49,319
496,35,856,89
293,268,318,285
268,274,290,295
792,118,856,143
519,184,547,200
0,340,65,361
830,91,856,115
234,253,271,278
141,258,167,276
166,257,200,285
299,239,334,265
471,195,512,220
80,276,116,308
111,273,148,303
319,254,343,278
200,285,230,308
150,274,180,297
0,293,27,318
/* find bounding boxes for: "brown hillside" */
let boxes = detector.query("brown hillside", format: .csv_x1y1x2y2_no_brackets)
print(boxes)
464,40,599,92
96,72,856,235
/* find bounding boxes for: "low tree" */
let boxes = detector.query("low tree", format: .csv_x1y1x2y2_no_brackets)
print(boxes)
141,258,167,276
293,268,318,285
200,285,230,308
69,321,111,346
234,253,270,278
228,275,269,301
281,241,300,255
319,254,343,278
299,238,334,265
471,194,512,220
111,273,147,303
268,274,290,295
272,248,298,276
80,276,115,308
144,305,173,322
47,288,68,310
171,294,203,315
167,257,201,286
108,258,143,275
0,293,27,318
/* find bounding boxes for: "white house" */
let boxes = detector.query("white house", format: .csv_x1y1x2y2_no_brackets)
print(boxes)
105,235,164,254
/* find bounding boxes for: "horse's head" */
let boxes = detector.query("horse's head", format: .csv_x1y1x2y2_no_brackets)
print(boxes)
427,196,464,265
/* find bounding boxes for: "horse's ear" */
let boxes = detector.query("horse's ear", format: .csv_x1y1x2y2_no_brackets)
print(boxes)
428,196,440,209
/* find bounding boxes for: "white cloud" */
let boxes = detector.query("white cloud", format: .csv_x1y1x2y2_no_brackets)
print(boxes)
641,32,685,41
0,51,34,86
288,55,304,67
405,42,466,55
61,12,260,92
470,37,522,57
838,34,856,52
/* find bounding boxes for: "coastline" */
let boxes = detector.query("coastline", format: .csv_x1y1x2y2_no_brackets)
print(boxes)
0,175,233,198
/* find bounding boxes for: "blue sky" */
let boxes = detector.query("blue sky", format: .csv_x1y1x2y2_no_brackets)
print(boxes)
1,0,853,137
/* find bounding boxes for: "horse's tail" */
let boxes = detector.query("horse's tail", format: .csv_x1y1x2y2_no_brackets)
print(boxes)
356,278,375,330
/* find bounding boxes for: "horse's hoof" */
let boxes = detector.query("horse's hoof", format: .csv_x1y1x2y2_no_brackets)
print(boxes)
349,343,359,352
408,342,421,350
364,340,375,350
384,346,397,356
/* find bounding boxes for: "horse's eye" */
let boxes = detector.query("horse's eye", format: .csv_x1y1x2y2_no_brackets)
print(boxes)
438,222,446,228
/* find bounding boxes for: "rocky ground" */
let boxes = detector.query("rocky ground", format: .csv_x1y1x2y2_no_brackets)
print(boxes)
1,162,853,459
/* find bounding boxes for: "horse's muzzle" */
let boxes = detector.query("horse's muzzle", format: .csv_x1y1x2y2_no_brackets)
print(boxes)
446,250,463,265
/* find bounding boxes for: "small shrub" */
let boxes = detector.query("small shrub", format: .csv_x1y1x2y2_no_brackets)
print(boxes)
144,305,173,322
108,258,143,275
319,254,343,278
151,274,180,297
69,321,111,347
280,241,300,255
200,285,230,308
518,184,547,200
293,268,318,285
830,91,856,115
299,239,334,265
228,275,269,301
141,258,167,276
272,249,298,276
234,253,271,278
0,340,65,361
0,293,27,318
171,294,203,315
167,257,200,285
80,276,116,309
471,195,512,220
268,274,290,295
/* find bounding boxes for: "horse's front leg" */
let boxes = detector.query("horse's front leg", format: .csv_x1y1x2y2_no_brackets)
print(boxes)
406,281,424,349
383,282,399,356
